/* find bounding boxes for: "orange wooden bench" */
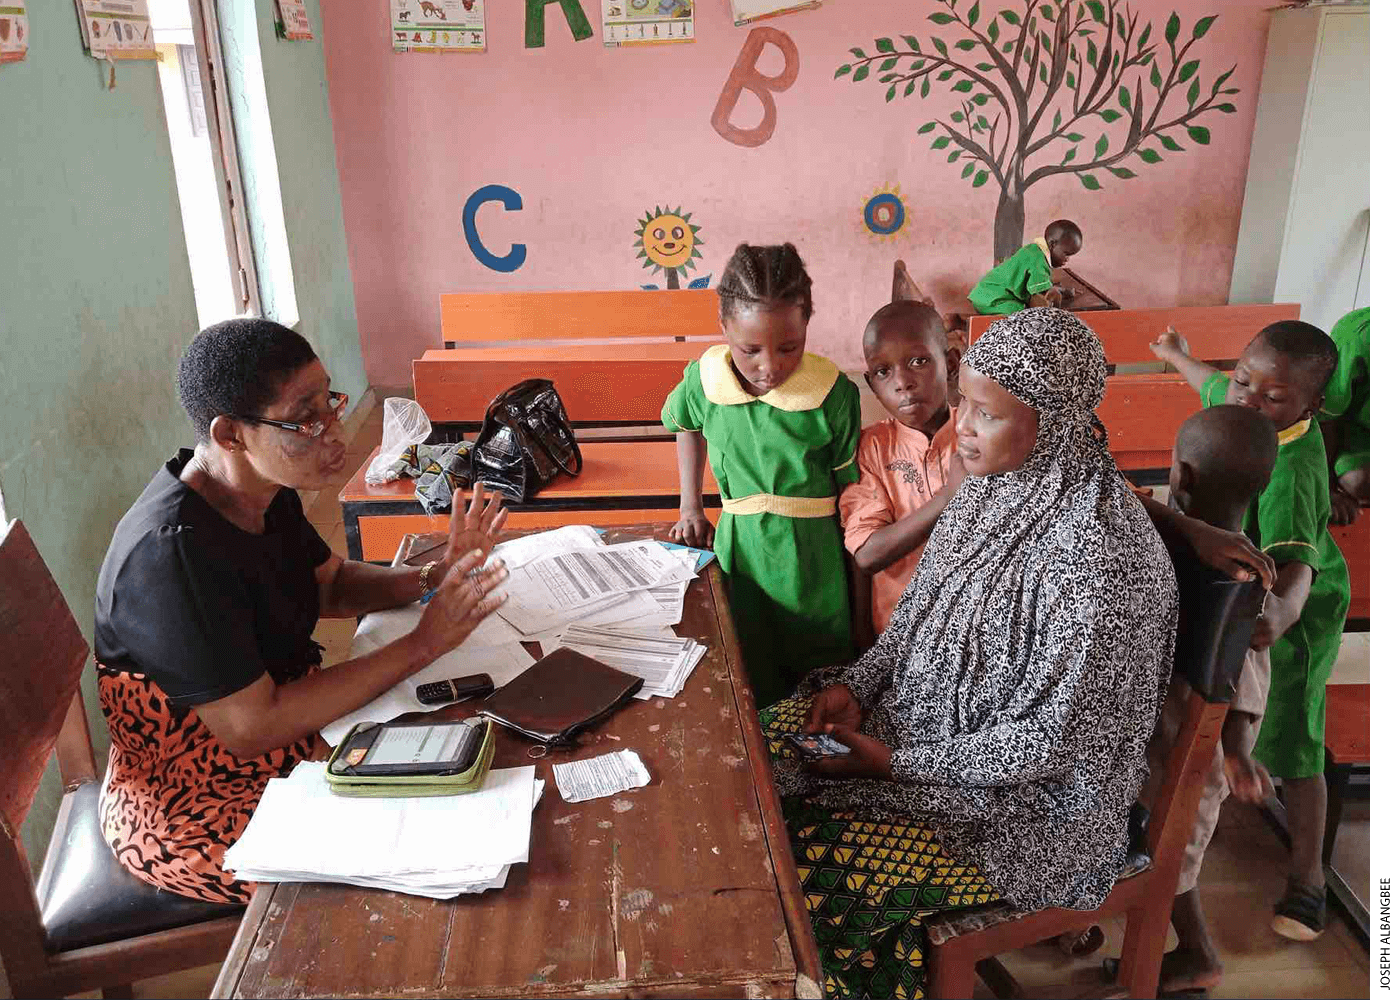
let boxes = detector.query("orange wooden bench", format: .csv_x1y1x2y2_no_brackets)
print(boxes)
343,290,728,561
413,289,722,434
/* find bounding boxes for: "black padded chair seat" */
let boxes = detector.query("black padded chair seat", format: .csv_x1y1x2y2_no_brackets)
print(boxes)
36,781,243,952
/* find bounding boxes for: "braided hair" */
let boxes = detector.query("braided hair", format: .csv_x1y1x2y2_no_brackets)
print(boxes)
716,243,814,323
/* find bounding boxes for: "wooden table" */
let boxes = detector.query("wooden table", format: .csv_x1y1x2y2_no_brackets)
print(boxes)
213,525,821,999
1056,265,1120,311
339,443,721,562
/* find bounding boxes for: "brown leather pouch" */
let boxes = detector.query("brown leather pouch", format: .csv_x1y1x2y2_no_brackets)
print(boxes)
478,648,643,746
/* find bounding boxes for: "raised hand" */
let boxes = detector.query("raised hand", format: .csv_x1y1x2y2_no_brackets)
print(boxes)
413,548,509,662
442,483,509,571
1149,325,1190,361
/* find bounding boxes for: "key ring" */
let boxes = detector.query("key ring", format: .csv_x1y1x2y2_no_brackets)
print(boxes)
527,744,549,759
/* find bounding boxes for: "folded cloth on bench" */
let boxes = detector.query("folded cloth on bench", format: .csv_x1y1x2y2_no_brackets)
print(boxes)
383,442,474,514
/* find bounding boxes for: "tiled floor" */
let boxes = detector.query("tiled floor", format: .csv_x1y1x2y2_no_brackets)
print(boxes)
96,398,1369,1000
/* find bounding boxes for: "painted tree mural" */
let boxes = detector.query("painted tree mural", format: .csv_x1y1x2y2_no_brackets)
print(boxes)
836,0,1240,262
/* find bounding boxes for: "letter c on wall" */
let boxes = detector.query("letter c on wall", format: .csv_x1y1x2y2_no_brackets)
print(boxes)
711,27,800,148
462,185,527,273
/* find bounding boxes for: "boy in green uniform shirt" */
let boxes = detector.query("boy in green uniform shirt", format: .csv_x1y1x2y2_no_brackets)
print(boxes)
967,219,1083,315
1152,320,1348,942
1320,307,1369,524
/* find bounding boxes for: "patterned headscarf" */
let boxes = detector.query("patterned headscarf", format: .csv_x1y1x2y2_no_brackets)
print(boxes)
787,308,1179,911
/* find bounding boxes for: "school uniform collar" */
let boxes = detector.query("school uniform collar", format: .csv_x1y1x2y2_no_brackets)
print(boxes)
698,344,839,411
1277,416,1311,446
892,406,958,454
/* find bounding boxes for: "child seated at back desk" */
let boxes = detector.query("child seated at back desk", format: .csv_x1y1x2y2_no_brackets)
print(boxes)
1109,405,1280,996
840,301,962,649
968,219,1083,316
1152,319,1349,942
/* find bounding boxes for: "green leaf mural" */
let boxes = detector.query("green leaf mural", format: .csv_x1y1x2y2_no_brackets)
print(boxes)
837,0,1239,261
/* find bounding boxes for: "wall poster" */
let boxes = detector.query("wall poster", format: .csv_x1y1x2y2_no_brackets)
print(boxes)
276,0,314,40
0,3,27,64
74,0,156,60
391,0,485,53
602,0,694,48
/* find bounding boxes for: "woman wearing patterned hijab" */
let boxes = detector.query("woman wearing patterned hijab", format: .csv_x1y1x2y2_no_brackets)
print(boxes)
760,308,1178,999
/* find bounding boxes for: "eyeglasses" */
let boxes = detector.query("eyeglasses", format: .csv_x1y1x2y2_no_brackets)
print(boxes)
236,391,348,439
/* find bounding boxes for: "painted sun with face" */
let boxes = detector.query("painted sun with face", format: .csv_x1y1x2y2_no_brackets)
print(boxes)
635,205,704,282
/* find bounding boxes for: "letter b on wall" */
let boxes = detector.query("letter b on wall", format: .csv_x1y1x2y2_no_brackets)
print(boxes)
712,27,800,148
463,185,527,273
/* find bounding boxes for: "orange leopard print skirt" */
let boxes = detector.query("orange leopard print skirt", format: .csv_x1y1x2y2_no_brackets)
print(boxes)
97,664,319,904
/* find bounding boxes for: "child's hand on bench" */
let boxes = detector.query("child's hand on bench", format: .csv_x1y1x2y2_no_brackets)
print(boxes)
671,507,714,549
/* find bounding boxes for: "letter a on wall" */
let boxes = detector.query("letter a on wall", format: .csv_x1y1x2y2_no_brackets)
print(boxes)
463,184,527,272
524,0,593,48
711,27,799,148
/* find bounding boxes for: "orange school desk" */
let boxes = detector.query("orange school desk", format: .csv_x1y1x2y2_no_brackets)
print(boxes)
338,441,721,562
213,524,821,1000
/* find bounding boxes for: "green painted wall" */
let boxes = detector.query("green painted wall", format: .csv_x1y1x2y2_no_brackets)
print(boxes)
219,0,368,403
2,0,365,869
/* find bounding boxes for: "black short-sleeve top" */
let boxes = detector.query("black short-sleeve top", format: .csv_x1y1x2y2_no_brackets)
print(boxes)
95,450,332,706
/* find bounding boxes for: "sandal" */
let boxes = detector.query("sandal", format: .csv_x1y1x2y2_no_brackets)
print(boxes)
1272,879,1326,942
1100,958,1210,999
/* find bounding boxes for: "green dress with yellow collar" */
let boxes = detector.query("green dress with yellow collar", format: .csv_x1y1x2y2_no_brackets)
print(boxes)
968,239,1055,315
663,346,861,706
1202,372,1350,778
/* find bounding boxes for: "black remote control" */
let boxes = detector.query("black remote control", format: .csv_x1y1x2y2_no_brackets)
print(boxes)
416,673,495,705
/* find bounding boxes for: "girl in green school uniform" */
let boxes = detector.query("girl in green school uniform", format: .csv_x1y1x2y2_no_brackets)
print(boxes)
664,243,861,706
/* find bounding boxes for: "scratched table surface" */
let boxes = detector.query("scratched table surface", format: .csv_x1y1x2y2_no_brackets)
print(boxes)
213,525,821,999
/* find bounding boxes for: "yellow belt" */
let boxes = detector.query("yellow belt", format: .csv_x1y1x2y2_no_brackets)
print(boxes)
720,493,836,518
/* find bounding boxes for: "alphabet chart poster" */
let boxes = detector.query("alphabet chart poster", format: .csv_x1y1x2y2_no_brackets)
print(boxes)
601,0,694,48
729,0,821,26
74,0,155,60
0,3,27,64
390,0,485,54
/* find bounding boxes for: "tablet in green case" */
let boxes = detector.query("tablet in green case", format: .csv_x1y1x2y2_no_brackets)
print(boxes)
325,718,496,797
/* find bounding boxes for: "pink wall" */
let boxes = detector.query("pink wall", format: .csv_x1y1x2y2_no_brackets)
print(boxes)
322,0,1274,384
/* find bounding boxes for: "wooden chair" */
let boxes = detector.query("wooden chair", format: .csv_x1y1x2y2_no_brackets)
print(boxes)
920,534,1264,999
0,519,243,999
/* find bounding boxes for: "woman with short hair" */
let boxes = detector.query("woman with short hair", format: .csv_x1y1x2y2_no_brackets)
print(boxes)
95,318,507,903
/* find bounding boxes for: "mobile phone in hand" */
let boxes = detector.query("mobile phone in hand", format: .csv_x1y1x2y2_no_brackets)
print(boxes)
785,733,852,759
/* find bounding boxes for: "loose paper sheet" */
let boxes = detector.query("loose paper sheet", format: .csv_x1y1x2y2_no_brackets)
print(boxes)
554,750,651,802
390,0,485,53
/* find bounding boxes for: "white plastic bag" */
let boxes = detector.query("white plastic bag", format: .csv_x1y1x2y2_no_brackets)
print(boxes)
365,398,432,485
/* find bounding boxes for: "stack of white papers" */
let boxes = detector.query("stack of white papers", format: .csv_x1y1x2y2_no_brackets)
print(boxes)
223,762,542,899
494,540,696,635
548,624,706,699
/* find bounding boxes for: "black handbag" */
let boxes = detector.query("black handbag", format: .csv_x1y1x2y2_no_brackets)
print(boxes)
470,379,583,503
